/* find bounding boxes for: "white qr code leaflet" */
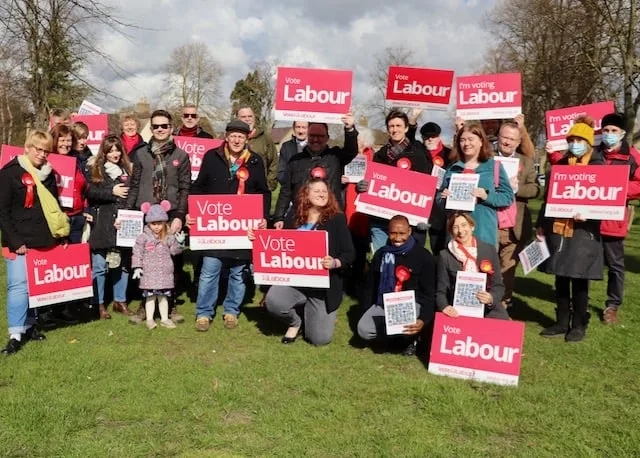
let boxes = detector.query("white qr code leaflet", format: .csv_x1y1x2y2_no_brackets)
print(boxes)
343,154,367,183
116,210,144,248
431,165,446,189
383,290,417,335
453,271,487,318
518,238,551,275
445,173,480,211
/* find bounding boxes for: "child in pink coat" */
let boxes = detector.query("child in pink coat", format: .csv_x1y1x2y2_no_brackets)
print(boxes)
132,200,185,329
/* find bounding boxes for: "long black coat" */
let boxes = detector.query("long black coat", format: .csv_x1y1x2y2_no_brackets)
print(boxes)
190,145,271,260
86,166,130,251
0,157,59,251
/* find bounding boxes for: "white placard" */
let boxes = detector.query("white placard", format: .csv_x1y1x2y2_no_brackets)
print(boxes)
453,271,487,318
116,210,144,248
518,238,551,275
383,290,417,335
77,100,102,115
445,173,480,211
495,156,520,193
432,165,446,189
343,154,367,183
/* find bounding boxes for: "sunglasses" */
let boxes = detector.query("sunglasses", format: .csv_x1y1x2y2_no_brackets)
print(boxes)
152,124,171,130
182,113,198,119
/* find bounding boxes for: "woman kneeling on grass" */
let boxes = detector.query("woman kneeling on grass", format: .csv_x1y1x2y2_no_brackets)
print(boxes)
0,130,70,354
435,212,509,320
536,118,603,342
255,178,355,345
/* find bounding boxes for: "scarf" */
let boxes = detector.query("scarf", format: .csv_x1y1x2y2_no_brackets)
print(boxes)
296,138,308,153
429,141,444,161
377,236,416,305
386,137,410,162
122,133,140,154
224,145,251,175
179,125,198,137
553,150,592,237
150,138,174,203
105,162,125,181
447,237,478,272
18,155,52,181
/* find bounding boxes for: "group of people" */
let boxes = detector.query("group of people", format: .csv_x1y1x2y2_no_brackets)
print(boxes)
1,103,638,357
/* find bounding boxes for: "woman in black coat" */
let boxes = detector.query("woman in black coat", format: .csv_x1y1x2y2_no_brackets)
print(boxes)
436,212,509,320
261,178,355,345
0,130,61,354
86,135,135,319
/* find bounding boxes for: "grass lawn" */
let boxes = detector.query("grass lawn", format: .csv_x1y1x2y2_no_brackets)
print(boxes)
1,199,640,457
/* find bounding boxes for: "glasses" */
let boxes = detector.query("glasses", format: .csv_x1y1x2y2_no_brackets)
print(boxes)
182,113,197,119
152,124,171,130
309,134,328,140
32,146,50,156
499,135,519,142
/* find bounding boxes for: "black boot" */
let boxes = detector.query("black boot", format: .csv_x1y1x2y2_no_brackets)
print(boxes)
566,301,589,343
540,300,570,337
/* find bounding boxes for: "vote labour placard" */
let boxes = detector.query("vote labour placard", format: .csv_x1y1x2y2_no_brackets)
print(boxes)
545,101,615,151
354,162,437,226
26,243,93,308
274,67,353,124
0,144,23,168
385,66,454,110
189,194,263,250
174,136,223,181
47,153,76,208
71,114,109,155
428,313,525,387
456,73,522,120
252,229,330,288
544,165,629,221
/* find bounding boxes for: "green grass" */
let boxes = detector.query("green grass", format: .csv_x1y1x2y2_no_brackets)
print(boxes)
1,200,640,457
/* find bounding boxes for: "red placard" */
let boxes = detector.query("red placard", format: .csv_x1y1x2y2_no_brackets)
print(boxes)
456,73,522,120
545,101,615,151
26,243,93,308
385,66,454,110
544,165,629,221
47,154,77,208
252,229,329,288
188,194,263,250
0,144,23,169
354,162,437,225
428,313,525,386
174,136,223,181
71,114,109,155
274,67,353,124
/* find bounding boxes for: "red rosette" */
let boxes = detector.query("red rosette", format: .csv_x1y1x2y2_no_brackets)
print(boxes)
394,265,411,292
479,259,494,275
462,168,476,174
236,166,249,195
311,167,326,179
433,156,444,167
172,159,180,167
397,158,411,169
22,173,35,208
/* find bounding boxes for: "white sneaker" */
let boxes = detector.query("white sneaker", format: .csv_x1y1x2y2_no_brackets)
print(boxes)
160,319,176,329
146,320,157,330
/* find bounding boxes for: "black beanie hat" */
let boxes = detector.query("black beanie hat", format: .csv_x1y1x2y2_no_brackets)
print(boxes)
226,119,251,134
601,113,625,130
420,122,441,138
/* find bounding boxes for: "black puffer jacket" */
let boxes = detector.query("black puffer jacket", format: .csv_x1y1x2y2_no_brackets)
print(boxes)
0,157,59,251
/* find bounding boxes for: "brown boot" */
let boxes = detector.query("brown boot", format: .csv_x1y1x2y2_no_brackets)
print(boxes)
113,301,135,316
129,303,146,325
98,304,111,320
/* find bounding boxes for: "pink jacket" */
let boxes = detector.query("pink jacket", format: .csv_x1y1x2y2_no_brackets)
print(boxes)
132,227,183,290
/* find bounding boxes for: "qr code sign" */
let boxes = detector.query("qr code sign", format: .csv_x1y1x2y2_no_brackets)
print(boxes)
453,282,483,308
386,301,415,327
118,219,143,239
449,182,475,201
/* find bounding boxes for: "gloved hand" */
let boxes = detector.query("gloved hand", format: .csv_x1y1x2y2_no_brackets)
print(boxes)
132,268,143,280
174,231,186,244
356,180,369,193
415,222,430,232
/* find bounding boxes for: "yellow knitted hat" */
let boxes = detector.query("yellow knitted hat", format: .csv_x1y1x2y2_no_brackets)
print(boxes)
566,122,595,146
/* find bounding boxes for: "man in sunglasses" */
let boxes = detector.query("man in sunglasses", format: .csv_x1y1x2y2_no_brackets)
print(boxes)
127,109,192,324
172,103,213,139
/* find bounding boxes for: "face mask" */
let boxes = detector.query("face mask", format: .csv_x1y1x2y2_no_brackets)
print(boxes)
568,142,587,157
602,132,623,148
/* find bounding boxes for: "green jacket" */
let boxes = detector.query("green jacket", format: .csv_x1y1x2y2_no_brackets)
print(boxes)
248,129,278,191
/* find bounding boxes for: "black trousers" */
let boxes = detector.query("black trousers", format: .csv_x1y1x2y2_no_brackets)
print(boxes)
603,236,625,309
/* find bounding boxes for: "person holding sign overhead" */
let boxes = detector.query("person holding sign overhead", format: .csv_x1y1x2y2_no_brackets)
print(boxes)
438,123,514,247
536,117,604,342
435,212,508,320
357,215,435,356
188,119,270,332
262,178,355,345
0,130,68,354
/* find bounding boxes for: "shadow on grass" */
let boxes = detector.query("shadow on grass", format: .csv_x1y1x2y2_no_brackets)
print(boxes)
508,296,555,328
514,277,556,302
242,298,288,337
623,255,640,275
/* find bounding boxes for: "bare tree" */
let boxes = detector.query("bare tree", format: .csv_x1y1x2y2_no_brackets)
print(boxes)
165,42,224,118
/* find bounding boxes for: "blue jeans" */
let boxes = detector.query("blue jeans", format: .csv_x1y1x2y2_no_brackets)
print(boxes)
196,257,247,319
92,251,129,304
5,255,35,335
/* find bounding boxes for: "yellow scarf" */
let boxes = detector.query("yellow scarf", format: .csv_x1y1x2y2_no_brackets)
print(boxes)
552,150,592,237
224,146,251,175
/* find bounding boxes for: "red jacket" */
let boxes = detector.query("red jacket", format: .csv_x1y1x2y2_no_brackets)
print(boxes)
600,143,640,238
63,164,88,217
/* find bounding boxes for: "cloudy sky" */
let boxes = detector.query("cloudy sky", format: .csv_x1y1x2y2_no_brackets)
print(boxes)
91,0,497,135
